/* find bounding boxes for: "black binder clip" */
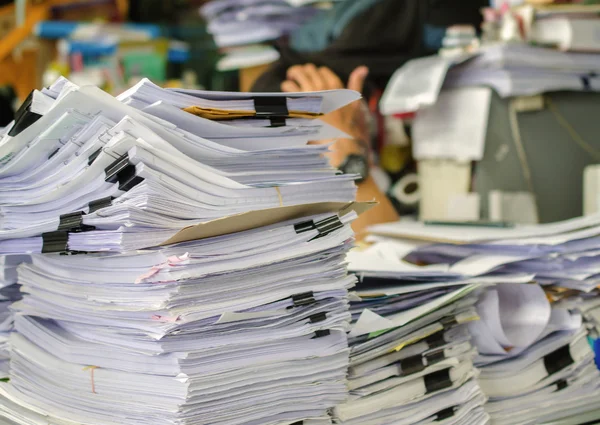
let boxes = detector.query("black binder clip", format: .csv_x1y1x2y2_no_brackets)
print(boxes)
309,312,327,324
582,75,592,91
555,379,568,391
314,216,344,239
425,332,446,349
440,315,458,328
544,345,574,375
312,329,331,339
57,212,95,233
292,292,316,307
424,369,452,394
254,97,289,118
88,148,102,165
400,355,426,376
425,350,445,365
105,153,144,191
41,231,69,254
435,407,456,421
8,91,43,137
88,197,114,214
268,117,286,128
294,216,344,240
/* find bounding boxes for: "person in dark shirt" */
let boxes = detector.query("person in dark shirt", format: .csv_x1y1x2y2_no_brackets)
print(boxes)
253,0,488,94
252,0,488,233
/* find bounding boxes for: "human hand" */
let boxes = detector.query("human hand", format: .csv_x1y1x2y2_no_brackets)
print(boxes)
281,64,369,137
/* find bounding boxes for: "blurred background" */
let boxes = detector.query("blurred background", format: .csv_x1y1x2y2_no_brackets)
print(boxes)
3,0,600,226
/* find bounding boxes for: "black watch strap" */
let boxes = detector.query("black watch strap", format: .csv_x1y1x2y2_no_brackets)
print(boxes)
339,154,369,184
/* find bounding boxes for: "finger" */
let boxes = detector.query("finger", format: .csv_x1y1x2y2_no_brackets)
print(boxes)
281,80,301,93
302,63,326,91
318,67,344,90
347,66,369,93
287,64,317,91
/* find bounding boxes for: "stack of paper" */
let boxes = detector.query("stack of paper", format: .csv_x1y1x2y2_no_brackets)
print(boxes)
0,77,359,253
201,0,320,48
1,206,362,425
0,77,368,424
330,241,490,425
380,44,600,114
468,283,598,425
0,256,28,379
368,216,600,424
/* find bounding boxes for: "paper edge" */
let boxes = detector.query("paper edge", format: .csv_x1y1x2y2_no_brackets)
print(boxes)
159,201,376,246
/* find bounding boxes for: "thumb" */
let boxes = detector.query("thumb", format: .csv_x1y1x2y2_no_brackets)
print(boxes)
347,66,369,94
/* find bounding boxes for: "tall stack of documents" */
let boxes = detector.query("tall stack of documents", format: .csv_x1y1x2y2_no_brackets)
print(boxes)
0,77,364,425
330,241,490,425
369,215,600,424
2,205,362,425
0,77,358,253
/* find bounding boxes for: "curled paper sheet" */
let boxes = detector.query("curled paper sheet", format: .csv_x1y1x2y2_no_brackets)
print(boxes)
349,285,478,337
469,283,551,356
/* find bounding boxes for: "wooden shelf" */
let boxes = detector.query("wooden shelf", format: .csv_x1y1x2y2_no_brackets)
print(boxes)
0,0,130,100
0,1,50,63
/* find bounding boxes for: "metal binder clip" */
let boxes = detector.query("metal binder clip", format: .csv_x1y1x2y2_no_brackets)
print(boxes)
544,345,574,376
88,197,114,214
8,90,42,137
268,117,286,128
425,350,445,365
425,332,446,349
292,292,316,307
424,369,452,394
312,329,331,339
440,315,458,328
555,379,568,391
254,97,289,117
309,312,327,324
58,212,95,233
41,231,69,254
104,153,144,191
436,407,456,421
88,148,102,165
400,355,426,375
294,216,344,240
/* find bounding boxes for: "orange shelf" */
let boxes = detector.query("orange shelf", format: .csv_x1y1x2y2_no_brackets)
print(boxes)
0,2,50,63
0,0,130,100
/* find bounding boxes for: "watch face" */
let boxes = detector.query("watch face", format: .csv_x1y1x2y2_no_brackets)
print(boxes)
341,155,369,183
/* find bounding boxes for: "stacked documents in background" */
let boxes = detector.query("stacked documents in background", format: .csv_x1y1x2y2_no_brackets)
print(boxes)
381,43,600,115
200,0,327,70
369,215,600,424
201,0,321,48
330,241,490,425
0,77,365,424
0,77,358,254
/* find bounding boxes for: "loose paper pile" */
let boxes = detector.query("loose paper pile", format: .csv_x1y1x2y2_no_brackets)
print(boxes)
332,241,490,425
369,215,600,424
0,77,363,425
381,44,600,115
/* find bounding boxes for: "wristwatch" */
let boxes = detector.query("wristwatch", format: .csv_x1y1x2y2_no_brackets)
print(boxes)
339,153,369,184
